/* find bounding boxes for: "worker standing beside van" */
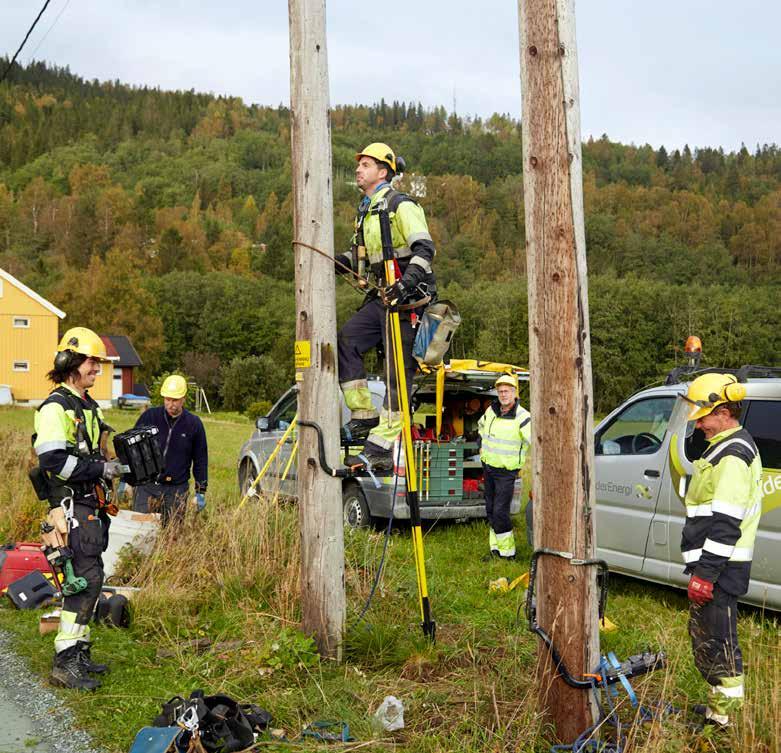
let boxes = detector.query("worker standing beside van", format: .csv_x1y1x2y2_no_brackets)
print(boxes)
681,373,763,729
478,374,531,560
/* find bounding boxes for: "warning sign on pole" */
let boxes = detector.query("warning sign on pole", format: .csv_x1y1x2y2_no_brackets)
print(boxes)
295,340,311,368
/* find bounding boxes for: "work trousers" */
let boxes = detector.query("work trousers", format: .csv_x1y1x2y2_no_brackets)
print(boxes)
133,482,190,525
338,298,417,449
689,584,745,715
484,465,516,535
55,500,107,653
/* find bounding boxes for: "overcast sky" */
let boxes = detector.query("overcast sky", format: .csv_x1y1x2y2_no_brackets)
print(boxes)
2,1,779,152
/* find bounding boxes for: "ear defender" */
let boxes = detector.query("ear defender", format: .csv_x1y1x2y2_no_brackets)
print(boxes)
724,382,746,402
53,350,75,372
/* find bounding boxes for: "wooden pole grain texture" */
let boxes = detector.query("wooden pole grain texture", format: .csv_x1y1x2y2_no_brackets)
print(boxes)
518,0,599,742
288,0,345,661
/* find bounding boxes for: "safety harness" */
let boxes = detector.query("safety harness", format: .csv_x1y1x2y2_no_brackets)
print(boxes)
31,387,108,505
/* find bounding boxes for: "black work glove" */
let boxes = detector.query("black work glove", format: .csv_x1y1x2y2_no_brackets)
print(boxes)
382,280,408,309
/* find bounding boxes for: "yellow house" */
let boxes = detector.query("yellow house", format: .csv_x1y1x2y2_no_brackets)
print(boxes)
0,268,115,406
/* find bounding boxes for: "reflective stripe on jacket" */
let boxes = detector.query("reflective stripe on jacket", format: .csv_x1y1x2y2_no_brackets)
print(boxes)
33,384,105,490
681,425,763,595
478,400,531,471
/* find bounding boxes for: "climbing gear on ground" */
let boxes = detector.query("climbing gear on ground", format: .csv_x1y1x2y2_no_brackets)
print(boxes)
341,417,380,442
525,548,666,690
152,690,269,753
356,142,397,172
76,641,109,674
412,300,461,367
160,374,188,399
683,372,746,421
51,644,101,691
301,720,354,743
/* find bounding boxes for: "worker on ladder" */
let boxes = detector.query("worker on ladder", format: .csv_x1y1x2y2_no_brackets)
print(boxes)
335,142,437,471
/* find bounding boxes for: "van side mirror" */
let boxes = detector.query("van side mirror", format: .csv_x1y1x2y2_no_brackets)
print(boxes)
256,416,270,431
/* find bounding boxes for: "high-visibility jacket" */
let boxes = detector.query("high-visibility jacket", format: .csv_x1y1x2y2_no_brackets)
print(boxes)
478,400,532,471
336,185,437,297
681,425,763,596
33,384,107,505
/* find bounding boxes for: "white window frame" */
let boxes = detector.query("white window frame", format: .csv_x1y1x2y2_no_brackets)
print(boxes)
13,316,30,328
13,361,30,372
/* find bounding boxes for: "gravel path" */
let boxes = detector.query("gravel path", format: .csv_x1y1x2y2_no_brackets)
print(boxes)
0,630,103,753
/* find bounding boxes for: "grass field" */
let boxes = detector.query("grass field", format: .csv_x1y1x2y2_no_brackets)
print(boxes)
0,406,778,753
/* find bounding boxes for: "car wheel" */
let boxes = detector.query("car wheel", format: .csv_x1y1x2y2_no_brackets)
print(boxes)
240,460,259,498
343,484,371,529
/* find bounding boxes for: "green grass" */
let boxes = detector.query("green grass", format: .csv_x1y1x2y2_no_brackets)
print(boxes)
1,406,779,753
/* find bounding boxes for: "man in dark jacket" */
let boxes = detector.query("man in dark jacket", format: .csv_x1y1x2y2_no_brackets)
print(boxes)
131,374,208,523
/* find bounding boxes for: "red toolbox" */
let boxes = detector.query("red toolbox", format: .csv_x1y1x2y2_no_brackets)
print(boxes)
0,542,51,592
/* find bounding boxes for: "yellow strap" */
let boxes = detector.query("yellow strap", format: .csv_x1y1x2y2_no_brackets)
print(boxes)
238,415,298,509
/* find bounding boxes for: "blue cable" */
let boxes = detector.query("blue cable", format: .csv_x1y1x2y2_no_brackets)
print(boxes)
550,656,678,753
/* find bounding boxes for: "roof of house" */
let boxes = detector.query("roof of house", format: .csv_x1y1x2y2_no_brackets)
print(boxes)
0,268,66,319
100,335,143,367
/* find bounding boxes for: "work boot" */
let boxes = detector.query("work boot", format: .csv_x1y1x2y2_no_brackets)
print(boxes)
341,417,380,442
344,441,394,472
481,550,500,562
76,641,109,675
51,646,101,691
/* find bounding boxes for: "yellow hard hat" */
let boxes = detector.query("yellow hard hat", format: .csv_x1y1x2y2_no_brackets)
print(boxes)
355,142,396,172
160,374,188,399
57,327,110,362
684,373,746,421
495,373,518,391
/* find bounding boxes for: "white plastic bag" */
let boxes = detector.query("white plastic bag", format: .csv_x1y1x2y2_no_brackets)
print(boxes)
374,695,405,731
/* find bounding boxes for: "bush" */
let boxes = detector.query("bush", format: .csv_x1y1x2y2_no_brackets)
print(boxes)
245,400,272,420
220,355,290,413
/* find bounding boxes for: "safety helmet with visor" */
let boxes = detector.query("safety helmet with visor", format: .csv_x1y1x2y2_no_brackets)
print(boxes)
682,373,746,422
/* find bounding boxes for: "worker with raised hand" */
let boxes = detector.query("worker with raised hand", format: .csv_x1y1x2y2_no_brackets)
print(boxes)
336,142,437,471
680,373,762,730
33,327,120,690
477,374,531,561
132,374,208,524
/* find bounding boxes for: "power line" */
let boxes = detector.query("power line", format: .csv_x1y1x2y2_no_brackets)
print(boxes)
28,0,71,62
0,0,54,85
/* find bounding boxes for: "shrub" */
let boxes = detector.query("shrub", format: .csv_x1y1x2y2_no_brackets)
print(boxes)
220,355,290,413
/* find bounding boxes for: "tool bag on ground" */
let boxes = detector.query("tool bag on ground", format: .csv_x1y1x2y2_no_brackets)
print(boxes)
152,690,270,753
113,427,165,486
412,300,461,367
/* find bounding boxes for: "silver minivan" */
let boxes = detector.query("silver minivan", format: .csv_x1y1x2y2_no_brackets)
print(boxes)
237,370,526,527
592,368,781,610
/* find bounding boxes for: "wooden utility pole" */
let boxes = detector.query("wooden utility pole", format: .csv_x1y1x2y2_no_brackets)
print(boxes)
288,0,345,660
518,0,599,743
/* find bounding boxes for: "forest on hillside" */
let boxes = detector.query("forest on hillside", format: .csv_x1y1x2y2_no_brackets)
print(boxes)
0,60,778,413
